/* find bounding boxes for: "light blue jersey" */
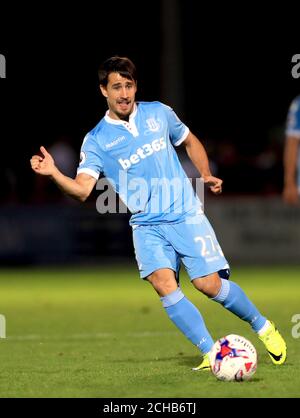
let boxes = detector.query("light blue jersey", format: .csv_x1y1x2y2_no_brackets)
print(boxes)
77,100,229,279
77,101,201,225
285,95,300,188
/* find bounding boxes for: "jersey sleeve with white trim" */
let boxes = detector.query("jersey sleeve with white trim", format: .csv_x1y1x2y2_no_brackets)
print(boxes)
162,103,189,146
76,133,103,180
285,96,300,138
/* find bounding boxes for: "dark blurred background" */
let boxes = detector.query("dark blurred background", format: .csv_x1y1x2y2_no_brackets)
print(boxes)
0,1,299,266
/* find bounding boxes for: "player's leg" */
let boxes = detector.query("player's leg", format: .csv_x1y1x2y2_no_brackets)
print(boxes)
132,225,214,362
192,272,267,334
166,214,287,365
193,272,287,365
147,268,214,356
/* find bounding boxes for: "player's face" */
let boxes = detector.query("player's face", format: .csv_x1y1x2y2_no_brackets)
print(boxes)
100,72,137,120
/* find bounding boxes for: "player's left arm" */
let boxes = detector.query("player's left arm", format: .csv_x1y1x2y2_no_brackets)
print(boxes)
182,131,223,194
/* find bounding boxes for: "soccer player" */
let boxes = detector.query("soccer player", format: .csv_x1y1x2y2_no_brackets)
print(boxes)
283,95,300,205
30,56,287,370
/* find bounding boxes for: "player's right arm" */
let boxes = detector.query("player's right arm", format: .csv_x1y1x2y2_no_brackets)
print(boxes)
282,96,300,205
283,136,299,205
30,146,96,202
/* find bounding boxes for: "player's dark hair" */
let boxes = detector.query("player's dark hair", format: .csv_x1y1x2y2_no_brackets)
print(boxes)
98,56,137,86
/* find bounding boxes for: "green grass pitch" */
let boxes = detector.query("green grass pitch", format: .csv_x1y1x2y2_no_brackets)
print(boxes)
0,265,299,398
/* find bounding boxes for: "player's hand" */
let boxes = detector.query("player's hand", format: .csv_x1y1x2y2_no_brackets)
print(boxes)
203,175,223,194
283,184,299,205
30,146,56,176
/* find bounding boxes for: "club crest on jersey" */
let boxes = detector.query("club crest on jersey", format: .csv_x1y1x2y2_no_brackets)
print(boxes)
145,118,161,134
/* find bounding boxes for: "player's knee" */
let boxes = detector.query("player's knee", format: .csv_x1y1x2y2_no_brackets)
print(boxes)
147,269,177,297
192,272,221,298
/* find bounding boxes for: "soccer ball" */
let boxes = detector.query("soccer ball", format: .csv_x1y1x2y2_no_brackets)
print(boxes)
209,334,257,382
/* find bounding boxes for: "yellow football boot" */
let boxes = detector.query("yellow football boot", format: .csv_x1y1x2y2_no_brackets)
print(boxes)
258,321,287,365
192,353,211,371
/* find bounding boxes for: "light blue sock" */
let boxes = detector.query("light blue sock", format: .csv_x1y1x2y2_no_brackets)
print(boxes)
212,279,267,332
161,288,214,354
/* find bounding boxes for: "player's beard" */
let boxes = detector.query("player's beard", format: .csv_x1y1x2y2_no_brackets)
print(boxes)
115,99,134,120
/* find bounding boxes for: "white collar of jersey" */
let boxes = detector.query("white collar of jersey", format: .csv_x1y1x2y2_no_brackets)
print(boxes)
104,103,137,125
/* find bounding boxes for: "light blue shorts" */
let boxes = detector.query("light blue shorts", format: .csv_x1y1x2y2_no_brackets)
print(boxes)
132,214,230,281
